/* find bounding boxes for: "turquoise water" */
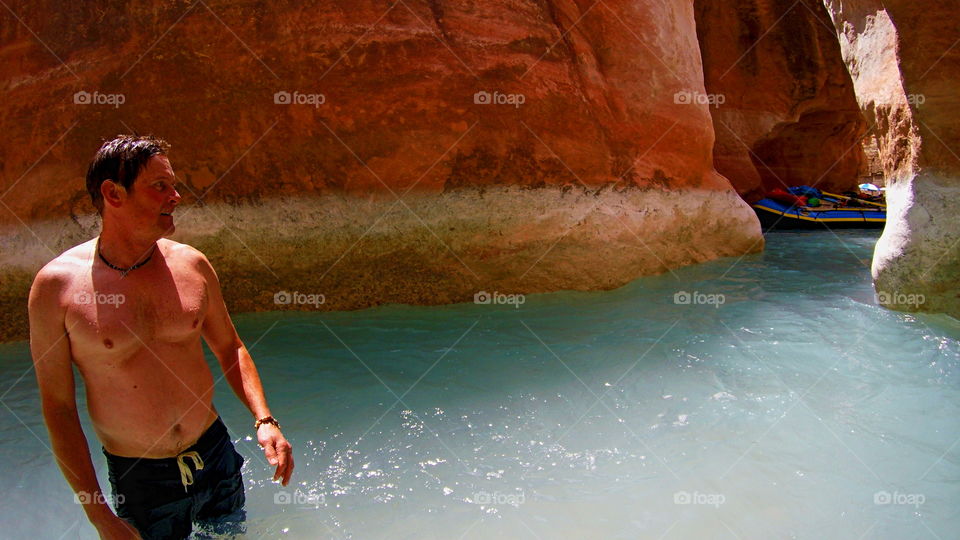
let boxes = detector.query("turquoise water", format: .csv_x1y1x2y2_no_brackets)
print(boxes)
1,230,959,539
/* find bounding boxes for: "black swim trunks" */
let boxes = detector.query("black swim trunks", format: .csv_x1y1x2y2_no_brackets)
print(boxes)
103,416,246,540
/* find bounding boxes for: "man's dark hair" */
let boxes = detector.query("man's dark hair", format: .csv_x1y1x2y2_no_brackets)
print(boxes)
86,134,170,213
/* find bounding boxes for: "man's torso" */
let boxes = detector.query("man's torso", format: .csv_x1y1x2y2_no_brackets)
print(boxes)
60,238,218,457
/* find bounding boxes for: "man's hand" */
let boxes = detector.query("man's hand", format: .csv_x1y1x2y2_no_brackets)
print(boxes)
93,513,142,540
258,424,294,486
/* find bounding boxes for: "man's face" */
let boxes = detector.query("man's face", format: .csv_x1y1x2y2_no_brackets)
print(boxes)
117,155,182,238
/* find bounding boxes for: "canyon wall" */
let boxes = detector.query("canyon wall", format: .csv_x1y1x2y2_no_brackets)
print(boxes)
824,0,960,317
0,0,763,342
695,0,867,202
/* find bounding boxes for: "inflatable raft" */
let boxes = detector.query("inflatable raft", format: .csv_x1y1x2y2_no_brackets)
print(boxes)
752,186,886,229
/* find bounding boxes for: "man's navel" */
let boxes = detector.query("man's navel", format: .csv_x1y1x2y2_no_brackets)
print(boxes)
103,338,113,349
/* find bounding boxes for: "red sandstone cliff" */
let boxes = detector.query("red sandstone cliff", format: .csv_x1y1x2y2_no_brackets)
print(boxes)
0,1,762,341
695,0,867,202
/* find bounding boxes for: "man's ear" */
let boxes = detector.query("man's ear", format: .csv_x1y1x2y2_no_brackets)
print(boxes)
100,180,126,209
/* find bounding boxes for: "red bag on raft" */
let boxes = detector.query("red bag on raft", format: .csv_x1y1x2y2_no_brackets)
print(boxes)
767,188,808,207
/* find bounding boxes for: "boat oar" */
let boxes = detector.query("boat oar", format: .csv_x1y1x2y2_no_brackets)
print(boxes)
821,191,886,209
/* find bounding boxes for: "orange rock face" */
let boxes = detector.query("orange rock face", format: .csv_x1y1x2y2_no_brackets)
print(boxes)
1,0,729,216
0,1,762,341
694,0,867,201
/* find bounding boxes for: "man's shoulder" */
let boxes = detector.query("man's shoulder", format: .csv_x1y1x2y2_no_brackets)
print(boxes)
33,240,95,285
159,239,212,268
30,240,95,304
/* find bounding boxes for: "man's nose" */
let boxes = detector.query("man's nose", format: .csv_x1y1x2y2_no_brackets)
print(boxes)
170,186,182,206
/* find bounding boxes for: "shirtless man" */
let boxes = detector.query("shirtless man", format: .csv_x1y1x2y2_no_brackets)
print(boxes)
28,135,293,539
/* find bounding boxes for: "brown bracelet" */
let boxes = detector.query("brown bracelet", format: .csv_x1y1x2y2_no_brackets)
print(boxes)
254,416,280,430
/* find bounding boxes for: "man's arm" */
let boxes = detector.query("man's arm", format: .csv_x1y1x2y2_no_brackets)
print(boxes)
196,251,294,486
28,266,139,538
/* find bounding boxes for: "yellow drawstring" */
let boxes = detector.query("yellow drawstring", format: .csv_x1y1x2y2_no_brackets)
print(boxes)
176,450,204,492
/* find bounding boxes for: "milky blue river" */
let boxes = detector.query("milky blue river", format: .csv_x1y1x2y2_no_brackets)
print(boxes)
2,230,958,539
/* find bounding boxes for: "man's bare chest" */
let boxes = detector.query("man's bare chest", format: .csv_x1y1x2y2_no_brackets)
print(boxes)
65,265,209,358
